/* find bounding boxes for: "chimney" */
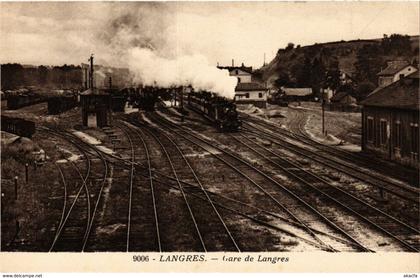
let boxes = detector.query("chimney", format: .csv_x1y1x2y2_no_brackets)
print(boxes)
241,63,244,67
217,62,219,67
232,59,234,67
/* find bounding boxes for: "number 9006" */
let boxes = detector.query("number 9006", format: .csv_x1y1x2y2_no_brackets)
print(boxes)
133,255,149,262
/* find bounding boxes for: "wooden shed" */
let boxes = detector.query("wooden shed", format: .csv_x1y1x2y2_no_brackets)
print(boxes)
360,72,419,169
80,89,111,128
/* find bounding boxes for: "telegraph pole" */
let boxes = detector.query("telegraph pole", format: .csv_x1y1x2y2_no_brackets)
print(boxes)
89,54,94,89
322,98,325,135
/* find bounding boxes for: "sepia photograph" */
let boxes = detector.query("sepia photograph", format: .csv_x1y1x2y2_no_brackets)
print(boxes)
0,0,419,267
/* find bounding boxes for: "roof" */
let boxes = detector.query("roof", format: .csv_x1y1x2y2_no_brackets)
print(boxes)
235,82,267,92
377,61,414,76
218,66,253,74
330,91,350,102
282,88,313,96
79,88,109,96
361,71,419,110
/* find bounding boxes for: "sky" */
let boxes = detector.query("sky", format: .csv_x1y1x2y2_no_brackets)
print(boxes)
0,1,419,69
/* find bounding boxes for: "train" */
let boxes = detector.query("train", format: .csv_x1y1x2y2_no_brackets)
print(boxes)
47,95,78,114
1,115,36,138
6,91,46,110
123,86,163,111
187,91,241,132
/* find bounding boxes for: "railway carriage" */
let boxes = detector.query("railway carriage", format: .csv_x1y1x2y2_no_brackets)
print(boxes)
187,91,241,132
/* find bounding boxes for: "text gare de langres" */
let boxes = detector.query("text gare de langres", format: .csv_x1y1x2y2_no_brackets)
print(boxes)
155,255,289,264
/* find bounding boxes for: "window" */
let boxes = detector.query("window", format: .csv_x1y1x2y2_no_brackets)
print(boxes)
394,121,401,148
379,119,388,146
235,70,238,75
367,117,374,142
399,74,405,80
245,93,249,99
411,123,419,155
258,93,263,98
238,77,241,83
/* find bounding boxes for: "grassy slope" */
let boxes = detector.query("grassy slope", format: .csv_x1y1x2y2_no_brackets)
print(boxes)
258,35,419,87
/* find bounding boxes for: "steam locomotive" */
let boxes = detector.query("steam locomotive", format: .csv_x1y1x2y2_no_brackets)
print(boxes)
187,91,241,132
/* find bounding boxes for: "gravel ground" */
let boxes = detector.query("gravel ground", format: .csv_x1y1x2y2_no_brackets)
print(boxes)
238,102,361,147
1,101,416,252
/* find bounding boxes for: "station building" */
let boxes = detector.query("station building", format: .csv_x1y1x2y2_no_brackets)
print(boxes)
361,71,419,169
218,61,268,108
234,82,268,108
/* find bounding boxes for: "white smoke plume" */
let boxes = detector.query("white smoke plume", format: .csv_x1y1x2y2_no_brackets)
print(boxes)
100,4,238,99
128,48,237,98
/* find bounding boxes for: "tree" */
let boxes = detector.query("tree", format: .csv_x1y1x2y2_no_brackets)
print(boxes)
354,81,376,101
291,56,312,87
325,58,341,90
285,42,295,51
354,44,383,84
310,57,326,95
381,33,411,55
1,63,24,89
38,65,49,85
274,70,291,89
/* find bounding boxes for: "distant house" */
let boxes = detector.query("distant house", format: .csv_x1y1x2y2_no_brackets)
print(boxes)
377,60,417,87
328,91,358,112
330,91,357,105
360,71,419,169
217,62,253,84
234,82,268,108
281,87,313,102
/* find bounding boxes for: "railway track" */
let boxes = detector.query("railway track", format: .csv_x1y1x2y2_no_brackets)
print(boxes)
118,123,161,252
146,112,376,252
244,112,419,187
229,132,420,252
127,118,241,252
38,127,108,252
120,119,207,251
242,120,419,205
80,125,362,251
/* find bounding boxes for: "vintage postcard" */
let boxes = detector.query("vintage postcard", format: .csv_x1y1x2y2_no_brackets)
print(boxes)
0,0,419,274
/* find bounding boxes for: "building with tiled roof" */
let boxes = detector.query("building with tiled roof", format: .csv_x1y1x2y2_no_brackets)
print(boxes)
361,71,419,169
234,82,268,108
377,60,417,87
217,61,253,84
217,61,268,108
235,82,266,91
282,88,313,97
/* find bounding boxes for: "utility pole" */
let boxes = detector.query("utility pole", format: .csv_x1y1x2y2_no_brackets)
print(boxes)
84,67,88,90
25,163,29,184
14,176,18,200
174,88,177,107
89,54,94,89
322,98,325,135
321,89,327,136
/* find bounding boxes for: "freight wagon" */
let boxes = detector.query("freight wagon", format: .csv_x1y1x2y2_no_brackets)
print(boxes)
1,115,36,138
7,94,46,110
47,96,78,114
